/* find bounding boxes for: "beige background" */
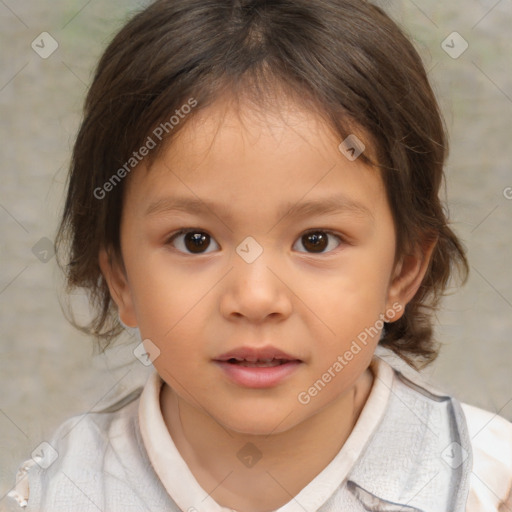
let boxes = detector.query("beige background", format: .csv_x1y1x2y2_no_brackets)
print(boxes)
1,0,511,505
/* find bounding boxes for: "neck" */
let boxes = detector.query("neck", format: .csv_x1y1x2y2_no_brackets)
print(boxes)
159,367,374,512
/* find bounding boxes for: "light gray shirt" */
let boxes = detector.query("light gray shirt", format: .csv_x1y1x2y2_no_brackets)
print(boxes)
7,353,512,511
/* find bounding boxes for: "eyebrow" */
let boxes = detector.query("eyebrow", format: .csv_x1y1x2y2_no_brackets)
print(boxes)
145,194,374,222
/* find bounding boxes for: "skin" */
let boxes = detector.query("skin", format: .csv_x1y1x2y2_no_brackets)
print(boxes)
100,94,435,512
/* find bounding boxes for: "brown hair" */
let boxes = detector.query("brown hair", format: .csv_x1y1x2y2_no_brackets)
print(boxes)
56,0,468,368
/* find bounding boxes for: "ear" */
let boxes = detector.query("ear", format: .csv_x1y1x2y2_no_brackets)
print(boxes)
98,247,138,328
385,237,437,322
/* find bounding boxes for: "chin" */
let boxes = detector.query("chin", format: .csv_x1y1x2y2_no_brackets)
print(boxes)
218,408,302,437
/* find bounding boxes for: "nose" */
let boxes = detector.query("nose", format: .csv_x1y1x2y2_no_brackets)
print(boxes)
219,249,293,323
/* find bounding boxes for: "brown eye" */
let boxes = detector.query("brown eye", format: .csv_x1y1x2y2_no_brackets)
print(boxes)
184,232,210,253
294,230,342,254
168,230,219,254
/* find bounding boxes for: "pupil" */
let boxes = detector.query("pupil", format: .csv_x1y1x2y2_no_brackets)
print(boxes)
304,232,327,252
182,231,328,254
185,232,209,253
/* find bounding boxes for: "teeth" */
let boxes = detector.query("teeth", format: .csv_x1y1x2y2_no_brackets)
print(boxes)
228,357,282,363
226,357,287,367
238,359,284,367
240,356,278,363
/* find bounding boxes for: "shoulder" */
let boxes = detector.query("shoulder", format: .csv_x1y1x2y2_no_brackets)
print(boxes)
8,387,145,511
460,402,512,512
367,352,512,511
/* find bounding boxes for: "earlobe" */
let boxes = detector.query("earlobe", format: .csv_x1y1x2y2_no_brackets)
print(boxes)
98,248,138,328
385,238,437,321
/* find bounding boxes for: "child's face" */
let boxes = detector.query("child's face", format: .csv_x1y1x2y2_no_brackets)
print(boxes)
103,96,416,435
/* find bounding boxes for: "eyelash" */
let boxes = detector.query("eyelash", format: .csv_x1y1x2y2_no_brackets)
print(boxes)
165,228,345,255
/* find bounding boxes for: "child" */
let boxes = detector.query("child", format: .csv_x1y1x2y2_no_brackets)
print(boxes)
7,0,512,510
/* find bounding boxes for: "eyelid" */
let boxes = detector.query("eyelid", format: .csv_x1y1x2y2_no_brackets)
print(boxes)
165,227,212,242
301,228,344,240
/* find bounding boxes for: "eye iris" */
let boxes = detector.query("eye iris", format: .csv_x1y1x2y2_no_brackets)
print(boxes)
303,232,328,253
185,232,210,253
179,231,331,253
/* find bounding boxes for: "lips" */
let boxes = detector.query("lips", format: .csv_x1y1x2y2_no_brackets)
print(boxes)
213,346,303,388
214,346,301,366
225,359,288,367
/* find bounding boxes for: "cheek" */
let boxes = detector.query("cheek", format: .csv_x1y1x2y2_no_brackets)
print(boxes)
332,249,394,306
126,252,219,362
354,229,397,302
315,252,395,348
124,251,191,334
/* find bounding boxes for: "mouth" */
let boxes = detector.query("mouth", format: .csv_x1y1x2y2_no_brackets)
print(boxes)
213,351,302,388
222,358,297,367
214,345,302,367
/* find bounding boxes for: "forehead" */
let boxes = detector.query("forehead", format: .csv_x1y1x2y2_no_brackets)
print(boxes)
124,95,387,223
167,95,342,165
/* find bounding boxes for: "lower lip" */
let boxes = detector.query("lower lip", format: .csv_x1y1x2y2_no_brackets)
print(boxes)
213,361,302,388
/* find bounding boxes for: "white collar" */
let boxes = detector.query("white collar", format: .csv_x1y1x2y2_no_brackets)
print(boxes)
138,355,394,512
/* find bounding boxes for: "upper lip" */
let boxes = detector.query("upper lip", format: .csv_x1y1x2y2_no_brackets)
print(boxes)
214,346,301,362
